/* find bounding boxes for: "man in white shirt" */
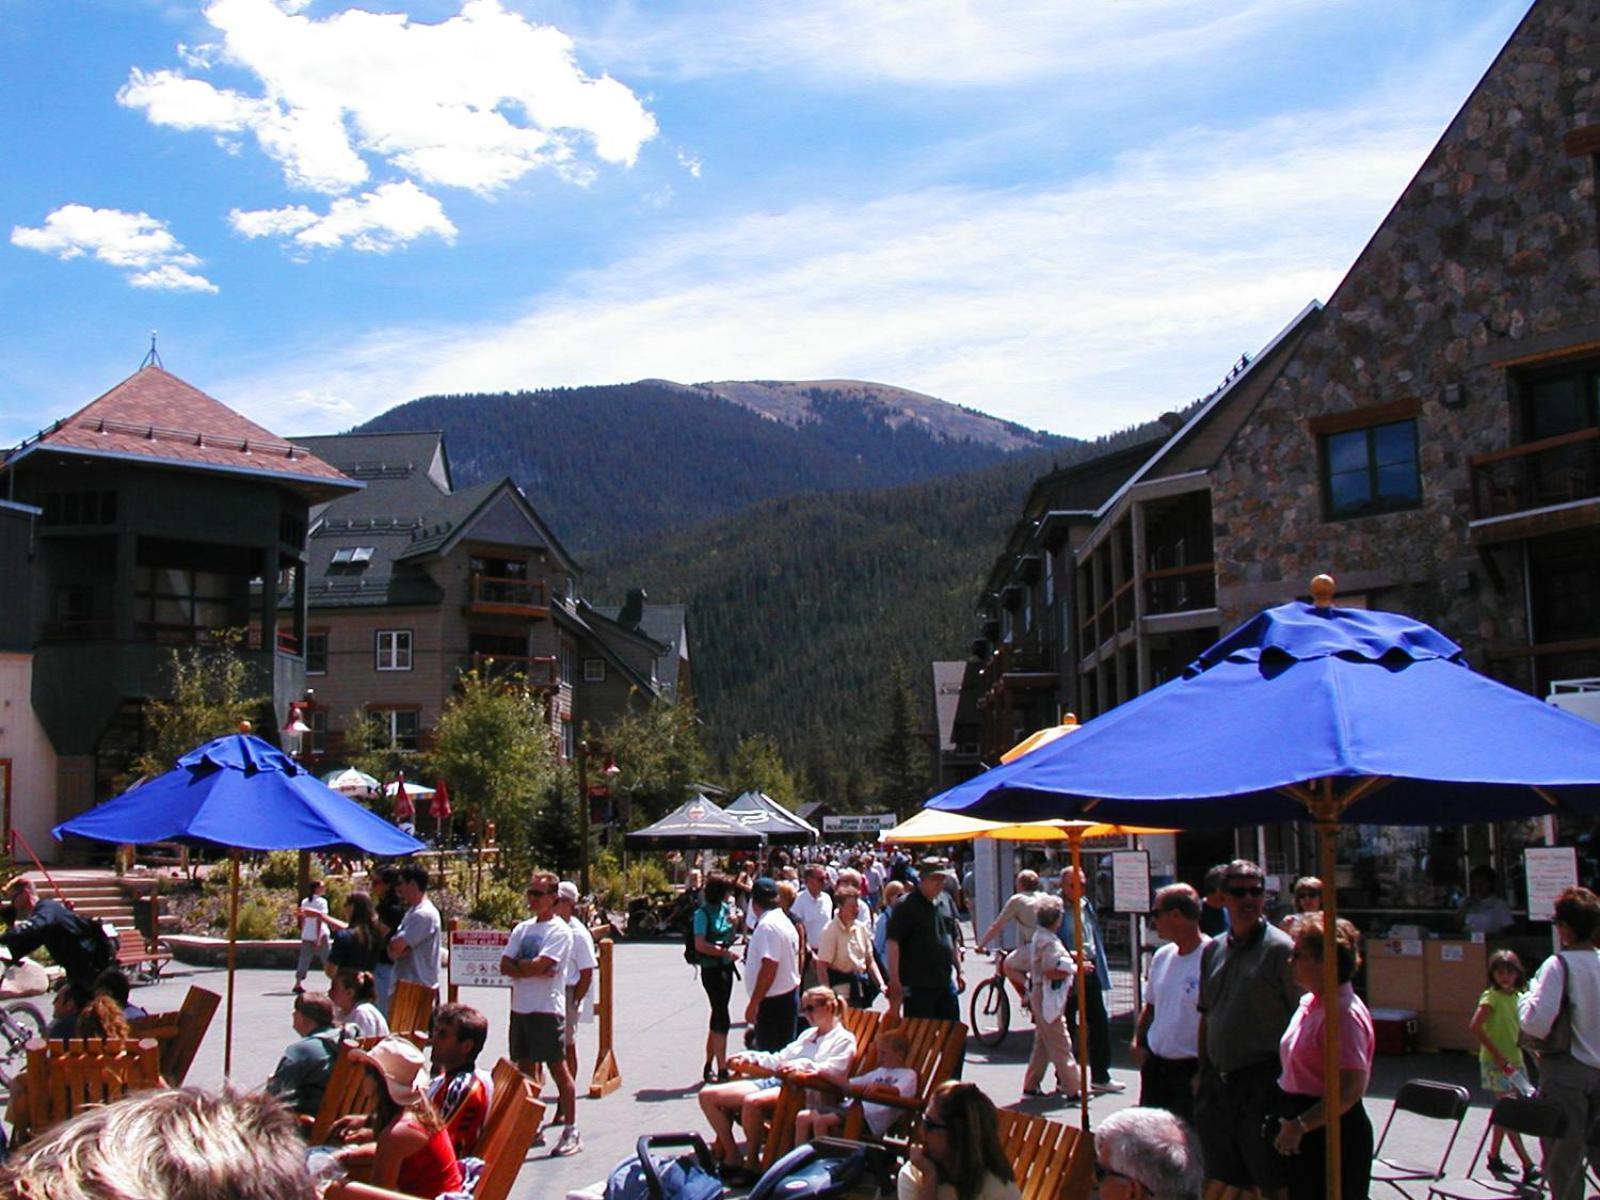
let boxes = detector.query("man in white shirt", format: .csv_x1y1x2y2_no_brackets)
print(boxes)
862,854,884,908
743,877,800,1050
1132,883,1209,1124
501,872,581,1157
556,880,598,1083
387,864,441,993
790,864,833,989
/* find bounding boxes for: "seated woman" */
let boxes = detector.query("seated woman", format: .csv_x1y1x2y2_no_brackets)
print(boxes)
327,1036,464,1198
75,994,131,1040
331,968,389,1038
698,986,856,1185
897,1081,1021,1200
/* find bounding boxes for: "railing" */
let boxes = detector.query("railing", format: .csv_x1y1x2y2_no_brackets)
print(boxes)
275,629,301,654
460,653,558,685
1469,428,1600,518
1144,562,1216,615
468,575,546,609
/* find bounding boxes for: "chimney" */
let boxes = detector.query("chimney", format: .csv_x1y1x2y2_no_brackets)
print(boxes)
620,588,647,629
1158,411,1185,432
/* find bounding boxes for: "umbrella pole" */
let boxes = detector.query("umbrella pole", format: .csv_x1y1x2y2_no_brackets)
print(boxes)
1070,833,1090,1132
1315,786,1343,1200
225,848,240,1079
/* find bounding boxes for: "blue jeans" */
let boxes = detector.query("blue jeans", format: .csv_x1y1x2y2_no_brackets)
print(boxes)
374,961,395,1014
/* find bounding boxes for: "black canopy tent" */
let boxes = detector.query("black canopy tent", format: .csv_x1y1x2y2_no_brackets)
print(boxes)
623,795,769,851
723,790,816,845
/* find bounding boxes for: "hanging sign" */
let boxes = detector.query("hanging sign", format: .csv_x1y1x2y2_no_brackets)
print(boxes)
823,813,897,833
1525,846,1579,922
1110,850,1152,914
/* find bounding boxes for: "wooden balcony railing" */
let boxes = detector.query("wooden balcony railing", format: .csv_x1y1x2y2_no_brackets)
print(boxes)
460,653,558,686
466,574,547,612
1470,428,1600,519
1144,562,1216,616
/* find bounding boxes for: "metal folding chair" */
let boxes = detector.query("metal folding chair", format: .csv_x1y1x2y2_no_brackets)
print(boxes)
1428,1096,1567,1200
1370,1080,1473,1200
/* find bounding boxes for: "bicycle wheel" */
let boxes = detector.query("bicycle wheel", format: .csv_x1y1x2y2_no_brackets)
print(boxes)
969,977,1010,1047
0,1002,46,1091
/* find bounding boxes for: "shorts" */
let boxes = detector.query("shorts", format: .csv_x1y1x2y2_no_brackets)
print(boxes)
509,1010,565,1066
564,986,579,1049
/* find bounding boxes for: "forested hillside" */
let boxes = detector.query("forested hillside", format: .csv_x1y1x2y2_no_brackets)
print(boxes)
352,381,1074,552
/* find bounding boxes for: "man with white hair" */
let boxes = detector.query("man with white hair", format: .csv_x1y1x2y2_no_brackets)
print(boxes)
556,881,597,1084
1093,1106,1205,1200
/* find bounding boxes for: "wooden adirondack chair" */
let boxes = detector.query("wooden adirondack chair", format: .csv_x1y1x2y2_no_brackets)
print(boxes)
997,1108,1094,1200
13,1036,163,1143
836,1016,966,1151
387,981,435,1035
757,1009,883,1168
324,1074,545,1200
128,985,220,1085
306,1040,385,1146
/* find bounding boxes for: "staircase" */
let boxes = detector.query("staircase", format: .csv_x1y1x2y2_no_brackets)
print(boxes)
15,869,142,931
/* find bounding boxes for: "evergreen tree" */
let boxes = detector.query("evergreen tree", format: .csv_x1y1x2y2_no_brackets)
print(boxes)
874,663,929,815
597,697,711,826
725,733,801,808
529,770,582,873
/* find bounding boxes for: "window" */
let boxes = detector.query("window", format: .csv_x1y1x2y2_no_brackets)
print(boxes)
135,567,234,640
307,708,328,756
559,641,574,686
40,491,117,527
583,658,606,682
305,630,328,674
561,719,575,761
1322,420,1421,519
1043,552,1055,607
376,630,412,671
370,708,419,751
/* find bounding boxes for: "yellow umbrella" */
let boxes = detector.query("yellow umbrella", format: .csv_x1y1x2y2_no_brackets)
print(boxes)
879,808,1005,843
999,714,1080,763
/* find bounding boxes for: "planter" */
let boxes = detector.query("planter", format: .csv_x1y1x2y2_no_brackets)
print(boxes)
162,935,302,969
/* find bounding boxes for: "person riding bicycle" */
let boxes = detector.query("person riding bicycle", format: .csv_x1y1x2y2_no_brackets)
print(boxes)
1,880,113,990
974,870,1046,1011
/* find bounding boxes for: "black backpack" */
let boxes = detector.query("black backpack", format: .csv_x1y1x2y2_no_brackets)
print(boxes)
684,906,702,965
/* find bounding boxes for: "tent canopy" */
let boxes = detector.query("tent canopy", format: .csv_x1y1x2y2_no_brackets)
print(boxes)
724,790,816,844
624,795,768,851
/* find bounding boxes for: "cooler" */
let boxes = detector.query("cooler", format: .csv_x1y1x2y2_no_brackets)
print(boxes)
1369,1007,1419,1055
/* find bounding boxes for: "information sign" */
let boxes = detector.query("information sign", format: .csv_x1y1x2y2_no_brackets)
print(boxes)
1110,851,1151,914
449,929,511,989
1525,846,1579,922
822,813,897,833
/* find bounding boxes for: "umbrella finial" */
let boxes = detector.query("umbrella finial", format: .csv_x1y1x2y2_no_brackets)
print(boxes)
1310,574,1337,608
237,719,252,733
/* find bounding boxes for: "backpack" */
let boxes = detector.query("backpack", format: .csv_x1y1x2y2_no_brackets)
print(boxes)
684,916,699,966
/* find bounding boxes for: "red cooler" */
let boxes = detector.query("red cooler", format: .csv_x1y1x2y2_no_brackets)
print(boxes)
1370,1007,1420,1055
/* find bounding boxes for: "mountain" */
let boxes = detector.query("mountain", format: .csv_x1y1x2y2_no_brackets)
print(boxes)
350,379,1075,553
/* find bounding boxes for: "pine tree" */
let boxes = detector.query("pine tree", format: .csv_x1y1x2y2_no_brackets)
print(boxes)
874,663,929,815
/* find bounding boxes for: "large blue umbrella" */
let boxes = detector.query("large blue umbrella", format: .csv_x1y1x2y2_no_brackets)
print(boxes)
929,577,1600,1200
55,729,423,1074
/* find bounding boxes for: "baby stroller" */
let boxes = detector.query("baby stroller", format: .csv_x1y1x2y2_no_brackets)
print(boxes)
747,1138,898,1200
605,1133,724,1200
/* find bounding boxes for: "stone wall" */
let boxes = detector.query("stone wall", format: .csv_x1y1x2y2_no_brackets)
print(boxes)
1211,0,1599,689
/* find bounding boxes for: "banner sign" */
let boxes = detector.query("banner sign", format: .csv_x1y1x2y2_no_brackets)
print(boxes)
822,813,897,833
449,929,511,989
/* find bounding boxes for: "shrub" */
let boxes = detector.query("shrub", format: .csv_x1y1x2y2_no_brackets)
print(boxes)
235,899,282,941
468,883,526,930
591,856,670,911
257,851,308,890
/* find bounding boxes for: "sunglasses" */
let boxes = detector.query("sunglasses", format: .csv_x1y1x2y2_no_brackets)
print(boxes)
801,1002,830,1013
1297,889,1322,898
1226,885,1265,898
526,888,552,897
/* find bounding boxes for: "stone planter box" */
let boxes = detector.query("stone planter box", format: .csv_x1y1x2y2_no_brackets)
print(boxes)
162,935,302,969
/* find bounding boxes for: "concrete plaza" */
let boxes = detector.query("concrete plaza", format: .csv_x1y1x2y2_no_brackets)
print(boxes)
124,939,1492,1199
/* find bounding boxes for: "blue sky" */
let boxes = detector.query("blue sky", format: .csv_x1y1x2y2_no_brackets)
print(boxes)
0,0,1533,446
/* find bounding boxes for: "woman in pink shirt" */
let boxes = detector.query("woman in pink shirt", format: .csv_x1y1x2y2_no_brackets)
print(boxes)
1271,914,1374,1200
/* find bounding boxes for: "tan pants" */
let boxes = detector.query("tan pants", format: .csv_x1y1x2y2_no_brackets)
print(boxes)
1023,1005,1081,1096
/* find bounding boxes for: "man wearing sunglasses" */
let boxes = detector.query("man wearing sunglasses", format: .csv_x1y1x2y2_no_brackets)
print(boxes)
502,873,581,1157
1194,860,1299,1200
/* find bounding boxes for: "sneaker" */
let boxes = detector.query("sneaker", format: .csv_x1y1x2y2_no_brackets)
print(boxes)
1487,1157,1511,1178
551,1126,583,1158
1090,1079,1127,1095
1522,1165,1541,1185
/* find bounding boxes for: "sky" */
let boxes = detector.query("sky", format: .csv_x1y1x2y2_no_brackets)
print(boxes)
0,0,1535,446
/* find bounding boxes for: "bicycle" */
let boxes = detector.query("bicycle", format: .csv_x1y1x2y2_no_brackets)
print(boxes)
969,948,1021,1047
0,962,48,1093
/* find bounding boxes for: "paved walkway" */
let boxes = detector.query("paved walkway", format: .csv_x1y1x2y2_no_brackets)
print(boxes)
124,941,1493,1199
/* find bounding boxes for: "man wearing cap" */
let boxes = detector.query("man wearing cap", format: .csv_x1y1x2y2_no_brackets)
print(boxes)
556,881,597,1083
743,877,801,1050
2,879,113,990
886,858,964,1022
502,872,581,1157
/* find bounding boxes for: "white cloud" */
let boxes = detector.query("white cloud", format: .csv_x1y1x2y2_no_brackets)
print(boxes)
10,205,218,293
120,0,657,204
231,181,457,253
676,149,702,178
219,97,1440,437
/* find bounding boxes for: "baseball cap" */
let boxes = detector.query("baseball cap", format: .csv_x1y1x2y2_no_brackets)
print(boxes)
557,881,579,902
917,857,952,876
752,877,780,905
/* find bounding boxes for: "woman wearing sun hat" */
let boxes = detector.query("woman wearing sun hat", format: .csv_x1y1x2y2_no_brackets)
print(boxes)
330,1036,464,1197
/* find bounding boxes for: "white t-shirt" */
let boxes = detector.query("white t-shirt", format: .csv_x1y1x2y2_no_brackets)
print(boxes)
393,896,442,989
851,1065,919,1136
564,916,598,987
792,888,834,947
1520,947,1600,1070
340,1002,390,1039
300,895,329,942
746,906,801,998
1143,935,1209,1060
504,915,573,1015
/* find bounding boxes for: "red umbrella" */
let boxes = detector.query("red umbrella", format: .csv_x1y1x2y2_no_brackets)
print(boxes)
391,776,414,823
430,779,452,820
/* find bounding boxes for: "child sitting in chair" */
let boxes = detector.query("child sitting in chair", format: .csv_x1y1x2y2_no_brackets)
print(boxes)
795,1029,918,1141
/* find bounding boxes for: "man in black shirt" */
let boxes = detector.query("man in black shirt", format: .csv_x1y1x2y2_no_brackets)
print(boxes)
2,880,112,989
886,858,964,1021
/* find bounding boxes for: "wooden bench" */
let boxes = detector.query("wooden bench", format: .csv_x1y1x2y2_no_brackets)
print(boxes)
126,985,219,1085
13,1036,163,1144
997,1108,1094,1200
114,928,172,981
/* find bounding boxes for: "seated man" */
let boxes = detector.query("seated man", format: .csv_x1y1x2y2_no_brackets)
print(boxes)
265,992,340,1118
93,967,148,1021
47,979,90,1039
426,1003,495,1157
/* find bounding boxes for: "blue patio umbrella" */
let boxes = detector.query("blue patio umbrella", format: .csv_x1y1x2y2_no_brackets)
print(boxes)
54,728,423,1075
929,576,1600,1200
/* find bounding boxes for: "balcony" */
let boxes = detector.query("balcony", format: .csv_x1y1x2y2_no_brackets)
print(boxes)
459,652,558,687
464,574,548,618
1470,430,1600,543
1144,563,1216,616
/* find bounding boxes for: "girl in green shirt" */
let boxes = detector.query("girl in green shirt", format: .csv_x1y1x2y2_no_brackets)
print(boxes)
1468,949,1537,1180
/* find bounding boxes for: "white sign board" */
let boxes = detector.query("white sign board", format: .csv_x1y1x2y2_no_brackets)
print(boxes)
449,929,511,989
1110,851,1152,914
823,813,897,833
1525,846,1579,922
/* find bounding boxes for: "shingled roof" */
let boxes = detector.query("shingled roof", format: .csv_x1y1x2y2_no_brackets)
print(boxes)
2,366,357,502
